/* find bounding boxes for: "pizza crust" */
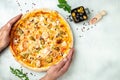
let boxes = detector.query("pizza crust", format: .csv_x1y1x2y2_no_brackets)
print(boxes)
10,8,73,72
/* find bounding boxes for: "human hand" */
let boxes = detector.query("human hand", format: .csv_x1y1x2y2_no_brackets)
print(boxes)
0,14,22,52
40,48,74,80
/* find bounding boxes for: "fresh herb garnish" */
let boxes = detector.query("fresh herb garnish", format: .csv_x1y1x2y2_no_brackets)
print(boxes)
57,0,71,13
10,67,29,80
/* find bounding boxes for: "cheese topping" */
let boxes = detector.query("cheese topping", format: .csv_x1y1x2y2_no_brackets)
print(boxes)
10,9,73,69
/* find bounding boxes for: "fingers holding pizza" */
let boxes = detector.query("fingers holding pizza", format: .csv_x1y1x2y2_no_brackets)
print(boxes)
0,14,22,52
40,48,74,80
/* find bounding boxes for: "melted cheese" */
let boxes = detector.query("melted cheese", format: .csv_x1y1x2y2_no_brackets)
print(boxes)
11,9,73,69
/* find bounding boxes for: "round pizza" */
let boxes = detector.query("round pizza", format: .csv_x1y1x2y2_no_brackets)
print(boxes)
10,9,73,71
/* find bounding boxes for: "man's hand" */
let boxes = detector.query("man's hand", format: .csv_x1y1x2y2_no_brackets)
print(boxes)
0,14,22,52
40,48,74,80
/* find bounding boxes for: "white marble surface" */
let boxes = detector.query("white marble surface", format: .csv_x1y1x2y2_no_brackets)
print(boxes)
0,0,120,80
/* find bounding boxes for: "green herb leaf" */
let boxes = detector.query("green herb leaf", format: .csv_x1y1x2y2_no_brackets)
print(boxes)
57,4,64,8
58,0,67,3
57,0,71,13
10,67,29,80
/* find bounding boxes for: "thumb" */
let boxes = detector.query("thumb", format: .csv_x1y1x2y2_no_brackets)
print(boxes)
7,14,22,26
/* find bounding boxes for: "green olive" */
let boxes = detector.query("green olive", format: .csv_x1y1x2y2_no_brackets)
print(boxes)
29,36,35,41
46,57,53,63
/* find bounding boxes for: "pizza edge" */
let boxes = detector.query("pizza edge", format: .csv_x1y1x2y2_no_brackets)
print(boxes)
9,8,74,72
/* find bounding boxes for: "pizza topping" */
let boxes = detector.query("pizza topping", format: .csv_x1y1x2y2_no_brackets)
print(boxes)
56,39,62,44
17,28,24,34
42,32,49,39
61,41,67,47
39,16,45,21
28,55,34,61
22,40,29,51
13,38,19,44
56,20,60,25
52,22,57,27
60,30,66,35
36,60,41,67
40,37,45,45
36,34,40,39
42,48,50,54
29,18,34,22
10,9,73,70
47,24,52,29
55,33,60,38
61,47,67,52
46,56,53,63
29,36,35,41
36,54,41,59
18,44,23,51
35,47,41,51
20,52,29,59
31,60,36,66
53,47,60,51
59,52,63,56
40,48,51,58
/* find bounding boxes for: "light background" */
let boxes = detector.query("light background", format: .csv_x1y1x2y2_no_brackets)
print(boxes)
0,0,120,80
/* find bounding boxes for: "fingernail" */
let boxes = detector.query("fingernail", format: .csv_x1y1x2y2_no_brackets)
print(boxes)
63,58,67,62
7,23,11,28
19,13,23,16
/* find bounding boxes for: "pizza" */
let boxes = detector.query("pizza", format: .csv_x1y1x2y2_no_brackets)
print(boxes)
10,9,73,71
